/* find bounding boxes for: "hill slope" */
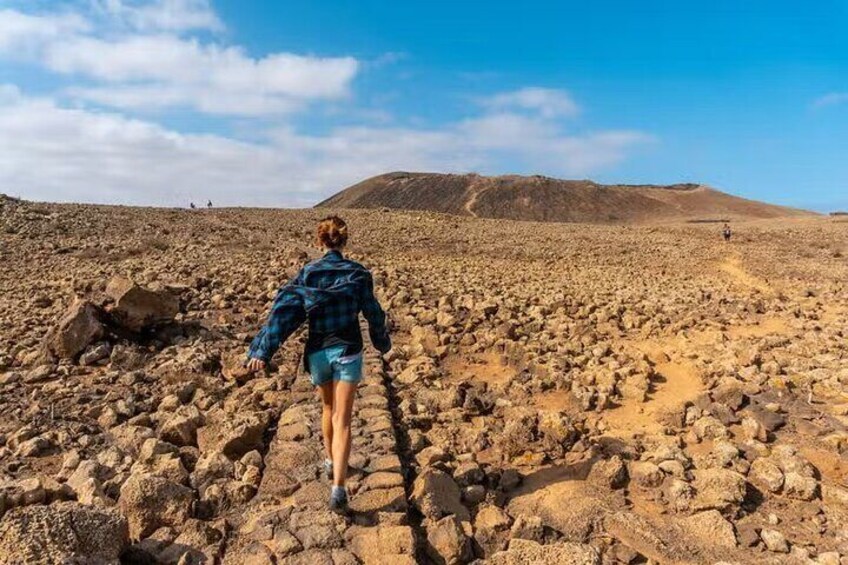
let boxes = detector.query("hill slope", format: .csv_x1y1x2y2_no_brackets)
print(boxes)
317,172,814,223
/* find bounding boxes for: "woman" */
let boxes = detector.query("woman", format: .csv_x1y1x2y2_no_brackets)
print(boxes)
246,215,391,513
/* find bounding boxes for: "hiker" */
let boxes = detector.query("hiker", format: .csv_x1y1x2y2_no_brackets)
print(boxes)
245,215,391,513
207,200,213,208
722,223,732,242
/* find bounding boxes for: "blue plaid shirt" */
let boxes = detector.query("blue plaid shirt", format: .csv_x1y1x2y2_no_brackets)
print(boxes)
248,250,391,368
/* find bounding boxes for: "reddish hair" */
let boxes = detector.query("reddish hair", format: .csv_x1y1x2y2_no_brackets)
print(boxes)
317,215,349,249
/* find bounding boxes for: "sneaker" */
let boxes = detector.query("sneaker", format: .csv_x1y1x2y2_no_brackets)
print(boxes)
323,459,333,480
329,486,349,515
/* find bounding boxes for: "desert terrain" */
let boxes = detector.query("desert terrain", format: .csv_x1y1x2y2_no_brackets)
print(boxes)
1,194,847,564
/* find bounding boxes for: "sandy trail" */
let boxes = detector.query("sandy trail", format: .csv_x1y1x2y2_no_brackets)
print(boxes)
442,351,516,386
718,253,773,294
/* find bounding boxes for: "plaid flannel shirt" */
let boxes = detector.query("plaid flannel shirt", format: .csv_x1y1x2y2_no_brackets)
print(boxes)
248,250,391,367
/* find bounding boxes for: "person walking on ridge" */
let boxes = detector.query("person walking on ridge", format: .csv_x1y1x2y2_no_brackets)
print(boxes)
246,215,391,514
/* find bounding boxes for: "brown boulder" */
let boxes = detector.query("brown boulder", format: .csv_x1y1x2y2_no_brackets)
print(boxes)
197,411,270,459
410,468,470,522
43,299,104,360
692,469,747,511
424,515,473,565
119,473,195,540
348,525,417,565
587,455,628,489
160,405,205,447
106,276,179,332
486,538,600,565
222,349,255,383
0,502,128,564
473,504,512,557
683,510,737,548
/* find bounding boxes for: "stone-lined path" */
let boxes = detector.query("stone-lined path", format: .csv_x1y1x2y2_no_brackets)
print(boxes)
222,345,418,564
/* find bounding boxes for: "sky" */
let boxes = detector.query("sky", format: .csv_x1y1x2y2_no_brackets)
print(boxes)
0,1,846,211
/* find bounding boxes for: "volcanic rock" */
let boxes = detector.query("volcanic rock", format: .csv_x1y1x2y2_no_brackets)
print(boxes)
0,502,128,564
410,468,470,522
42,299,104,360
119,473,196,539
106,276,179,332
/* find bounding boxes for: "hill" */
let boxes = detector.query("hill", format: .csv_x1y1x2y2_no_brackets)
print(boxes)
317,172,814,223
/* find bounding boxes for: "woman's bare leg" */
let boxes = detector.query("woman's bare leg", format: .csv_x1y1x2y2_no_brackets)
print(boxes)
318,382,335,462
331,380,357,486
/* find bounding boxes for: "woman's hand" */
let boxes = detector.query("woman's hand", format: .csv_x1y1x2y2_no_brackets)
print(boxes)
246,358,266,372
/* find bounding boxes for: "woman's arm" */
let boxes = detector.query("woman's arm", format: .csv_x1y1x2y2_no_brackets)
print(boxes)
360,271,392,353
247,269,307,366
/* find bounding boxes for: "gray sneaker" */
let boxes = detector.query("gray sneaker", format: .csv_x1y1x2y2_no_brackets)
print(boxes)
329,486,349,515
323,459,333,480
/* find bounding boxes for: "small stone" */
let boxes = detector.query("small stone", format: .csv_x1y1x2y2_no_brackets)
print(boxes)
424,515,473,565
749,458,784,493
462,485,486,505
630,461,663,488
691,469,747,511
452,460,484,486
783,471,818,501
510,514,544,542
588,455,628,489
760,528,789,553
416,446,449,468
683,510,736,548
79,341,112,366
410,468,470,521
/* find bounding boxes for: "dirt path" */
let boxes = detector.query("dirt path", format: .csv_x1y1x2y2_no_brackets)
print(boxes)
718,253,773,294
221,347,418,564
463,178,491,218
464,191,480,217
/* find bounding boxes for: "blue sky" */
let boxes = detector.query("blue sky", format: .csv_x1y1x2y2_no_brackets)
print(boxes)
1,0,846,210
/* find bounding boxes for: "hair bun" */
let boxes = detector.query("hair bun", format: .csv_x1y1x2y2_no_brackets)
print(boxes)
317,216,349,249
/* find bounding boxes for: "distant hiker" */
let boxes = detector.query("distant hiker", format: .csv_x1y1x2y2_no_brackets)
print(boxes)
722,223,732,242
189,202,196,209
207,200,213,209
246,215,391,514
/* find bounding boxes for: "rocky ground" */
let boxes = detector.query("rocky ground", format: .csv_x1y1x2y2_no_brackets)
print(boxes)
0,193,847,564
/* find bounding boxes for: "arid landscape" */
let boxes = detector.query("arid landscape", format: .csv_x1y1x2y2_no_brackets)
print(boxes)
1,192,848,564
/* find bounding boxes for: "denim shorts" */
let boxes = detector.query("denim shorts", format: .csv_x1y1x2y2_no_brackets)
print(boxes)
307,346,364,386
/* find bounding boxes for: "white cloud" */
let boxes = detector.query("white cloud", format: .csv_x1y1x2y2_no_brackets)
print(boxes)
0,91,300,206
0,6,359,116
812,92,848,109
90,0,224,32
48,35,359,114
0,89,653,207
485,87,580,118
0,9,89,55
